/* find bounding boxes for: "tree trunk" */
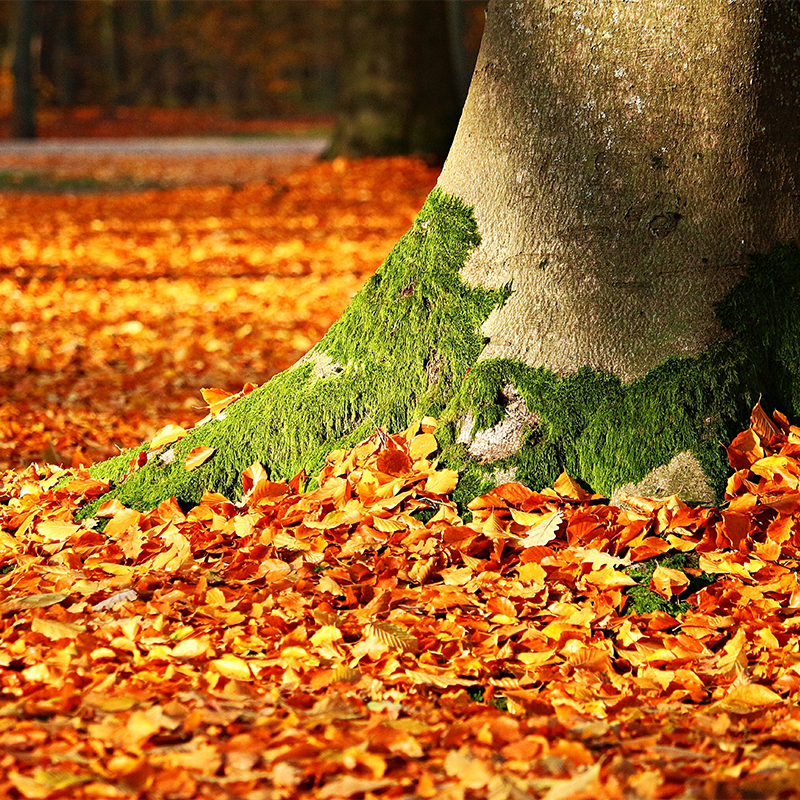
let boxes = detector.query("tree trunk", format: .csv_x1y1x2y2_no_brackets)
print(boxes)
98,0,119,106
90,0,800,514
326,0,462,161
11,0,36,139
155,0,180,109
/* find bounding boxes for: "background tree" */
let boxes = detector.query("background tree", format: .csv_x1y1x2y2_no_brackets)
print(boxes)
11,0,36,139
84,0,800,515
325,0,474,161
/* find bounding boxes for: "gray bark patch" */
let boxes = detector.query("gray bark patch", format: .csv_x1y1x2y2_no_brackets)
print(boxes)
611,450,715,507
457,384,538,463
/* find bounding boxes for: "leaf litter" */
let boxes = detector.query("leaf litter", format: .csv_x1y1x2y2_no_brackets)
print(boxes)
3,401,800,798
0,155,439,472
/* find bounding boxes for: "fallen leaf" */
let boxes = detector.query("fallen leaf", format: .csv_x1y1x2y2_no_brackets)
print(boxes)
184,445,215,471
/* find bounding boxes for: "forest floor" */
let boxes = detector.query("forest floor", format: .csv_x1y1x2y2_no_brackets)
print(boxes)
3,112,800,799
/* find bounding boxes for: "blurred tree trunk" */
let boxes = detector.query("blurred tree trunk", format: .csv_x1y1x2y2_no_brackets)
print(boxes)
447,0,471,105
50,2,77,106
155,0,179,108
11,0,35,139
99,0,119,105
117,1,153,105
326,0,462,161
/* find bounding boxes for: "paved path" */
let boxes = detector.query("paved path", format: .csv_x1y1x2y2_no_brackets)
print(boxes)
0,136,329,157
0,136,331,186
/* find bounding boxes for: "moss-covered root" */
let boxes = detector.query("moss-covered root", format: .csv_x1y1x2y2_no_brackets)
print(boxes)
90,188,508,512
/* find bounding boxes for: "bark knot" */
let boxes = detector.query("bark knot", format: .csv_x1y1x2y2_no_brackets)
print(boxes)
457,383,539,464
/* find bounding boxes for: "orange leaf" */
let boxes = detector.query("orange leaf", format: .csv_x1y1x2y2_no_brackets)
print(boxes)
200,386,236,416
409,432,438,461
554,471,593,501
184,445,215,471
424,469,458,495
717,684,782,714
149,423,187,451
376,448,411,476
649,564,690,599
750,401,781,442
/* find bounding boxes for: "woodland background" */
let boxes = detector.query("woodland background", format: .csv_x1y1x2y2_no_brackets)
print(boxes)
0,0,485,152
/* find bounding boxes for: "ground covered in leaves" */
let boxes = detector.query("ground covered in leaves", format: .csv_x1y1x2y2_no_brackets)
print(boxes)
4,139,800,798
3,404,800,799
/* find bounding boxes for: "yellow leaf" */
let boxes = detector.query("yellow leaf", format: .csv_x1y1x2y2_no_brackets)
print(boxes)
0,593,68,614
210,654,253,681
519,510,563,547
31,617,85,640
149,424,187,450
172,637,214,660
409,433,438,461
36,520,80,542
582,567,637,589
518,561,546,584
310,625,343,647
33,771,92,790
184,445,215,471
104,508,142,539
366,621,420,653
332,665,361,683
424,469,458,495
718,684,782,714
372,515,406,533
509,507,541,527
8,772,54,799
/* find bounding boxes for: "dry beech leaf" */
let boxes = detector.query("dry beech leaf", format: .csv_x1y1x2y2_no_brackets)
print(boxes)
201,386,236,416
376,448,411,476
149,424,187,451
751,400,782,441
31,617,86,640
409,433,438,461
519,510,563,547
366,621,420,654
210,654,252,681
36,519,80,541
717,684,782,714
184,445,215,471
424,469,458,495
0,593,69,615
650,564,690,599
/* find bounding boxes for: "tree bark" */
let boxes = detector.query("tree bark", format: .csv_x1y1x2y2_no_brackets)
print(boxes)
89,0,800,515
11,0,36,140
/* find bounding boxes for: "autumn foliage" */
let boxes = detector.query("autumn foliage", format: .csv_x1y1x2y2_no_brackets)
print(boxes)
1,392,800,799
4,146,800,798
0,154,438,472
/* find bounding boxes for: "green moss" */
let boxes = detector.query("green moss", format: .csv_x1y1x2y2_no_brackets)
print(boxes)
441,344,757,502
624,552,716,615
92,188,508,511
436,241,800,505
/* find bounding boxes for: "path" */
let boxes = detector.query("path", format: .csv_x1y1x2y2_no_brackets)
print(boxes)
0,136,330,187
